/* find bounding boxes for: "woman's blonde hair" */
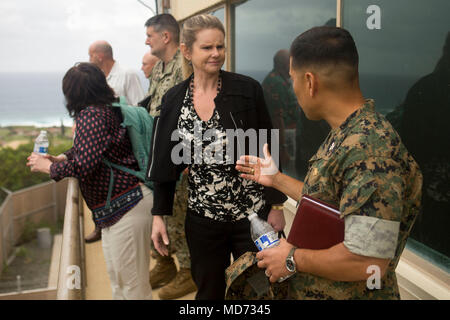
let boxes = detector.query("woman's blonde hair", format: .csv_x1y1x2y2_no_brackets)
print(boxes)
180,14,226,79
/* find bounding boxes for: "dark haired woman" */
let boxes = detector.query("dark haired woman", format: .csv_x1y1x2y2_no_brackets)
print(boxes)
27,62,153,300
148,15,287,299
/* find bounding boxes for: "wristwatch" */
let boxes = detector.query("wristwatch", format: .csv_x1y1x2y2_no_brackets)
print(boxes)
286,247,297,273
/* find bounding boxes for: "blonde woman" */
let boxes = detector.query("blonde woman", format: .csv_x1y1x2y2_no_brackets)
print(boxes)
147,14,287,299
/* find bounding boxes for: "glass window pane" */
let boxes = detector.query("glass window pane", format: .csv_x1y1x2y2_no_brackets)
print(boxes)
343,0,450,270
210,6,225,24
233,0,336,181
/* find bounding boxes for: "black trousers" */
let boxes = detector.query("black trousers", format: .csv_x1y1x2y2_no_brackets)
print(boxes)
185,212,257,300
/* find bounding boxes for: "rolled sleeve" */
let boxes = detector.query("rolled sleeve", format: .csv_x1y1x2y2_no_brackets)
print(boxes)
339,153,406,259
344,215,400,259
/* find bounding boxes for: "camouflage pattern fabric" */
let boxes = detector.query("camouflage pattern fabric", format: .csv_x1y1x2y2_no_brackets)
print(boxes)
146,49,183,117
344,215,400,259
262,70,302,176
168,173,190,268
225,252,289,300
261,70,300,129
148,48,189,267
150,173,191,268
290,99,423,300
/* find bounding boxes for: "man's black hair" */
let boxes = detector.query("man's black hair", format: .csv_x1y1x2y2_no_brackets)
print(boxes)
145,13,180,43
62,63,115,118
290,26,359,71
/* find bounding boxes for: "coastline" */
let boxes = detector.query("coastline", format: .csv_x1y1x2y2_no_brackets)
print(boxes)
0,125,73,150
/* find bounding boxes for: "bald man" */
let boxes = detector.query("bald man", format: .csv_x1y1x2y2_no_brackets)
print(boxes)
88,40,144,106
137,51,159,111
141,51,159,80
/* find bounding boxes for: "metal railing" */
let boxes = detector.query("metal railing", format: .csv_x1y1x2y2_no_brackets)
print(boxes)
56,178,84,300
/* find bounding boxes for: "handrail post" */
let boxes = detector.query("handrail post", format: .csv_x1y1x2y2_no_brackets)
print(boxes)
56,178,82,300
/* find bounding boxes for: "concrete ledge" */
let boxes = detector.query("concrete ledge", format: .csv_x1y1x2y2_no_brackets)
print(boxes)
396,249,450,300
0,287,57,300
48,234,62,288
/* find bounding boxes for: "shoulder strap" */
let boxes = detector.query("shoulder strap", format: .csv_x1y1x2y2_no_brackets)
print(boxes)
103,160,115,209
103,158,141,179
102,158,149,208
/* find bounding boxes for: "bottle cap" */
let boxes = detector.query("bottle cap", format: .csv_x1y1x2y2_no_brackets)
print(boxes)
247,213,258,221
40,130,47,134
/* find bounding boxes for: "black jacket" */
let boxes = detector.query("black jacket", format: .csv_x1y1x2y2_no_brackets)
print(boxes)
147,70,287,218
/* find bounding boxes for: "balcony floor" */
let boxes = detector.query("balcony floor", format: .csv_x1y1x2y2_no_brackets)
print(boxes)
83,202,196,300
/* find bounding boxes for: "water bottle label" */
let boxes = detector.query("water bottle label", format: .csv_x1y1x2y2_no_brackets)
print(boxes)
34,146,48,154
38,146,48,154
254,231,280,251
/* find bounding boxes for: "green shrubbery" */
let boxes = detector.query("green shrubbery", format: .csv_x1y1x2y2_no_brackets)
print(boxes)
0,138,73,194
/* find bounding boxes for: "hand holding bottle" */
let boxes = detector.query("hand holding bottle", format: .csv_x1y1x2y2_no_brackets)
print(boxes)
26,153,52,174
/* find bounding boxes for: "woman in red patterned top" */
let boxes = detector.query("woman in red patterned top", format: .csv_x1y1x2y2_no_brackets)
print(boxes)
27,62,153,300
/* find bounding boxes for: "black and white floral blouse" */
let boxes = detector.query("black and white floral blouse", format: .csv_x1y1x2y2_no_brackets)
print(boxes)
177,76,265,222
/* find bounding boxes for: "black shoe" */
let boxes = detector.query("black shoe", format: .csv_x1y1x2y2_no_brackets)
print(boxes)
85,226,102,243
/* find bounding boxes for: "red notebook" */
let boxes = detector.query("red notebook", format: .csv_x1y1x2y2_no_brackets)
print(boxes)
287,195,344,250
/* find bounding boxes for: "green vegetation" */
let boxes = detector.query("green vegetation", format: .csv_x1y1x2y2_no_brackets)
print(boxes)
0,128,73,205
0,141,72,192
15,246,29,259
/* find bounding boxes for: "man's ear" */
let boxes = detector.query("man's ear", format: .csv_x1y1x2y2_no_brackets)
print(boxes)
305,72,316,97
161,31,171,44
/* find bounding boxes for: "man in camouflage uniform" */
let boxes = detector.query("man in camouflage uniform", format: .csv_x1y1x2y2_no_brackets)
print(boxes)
236,26,422,300
262,49,301,177
143,13,196,299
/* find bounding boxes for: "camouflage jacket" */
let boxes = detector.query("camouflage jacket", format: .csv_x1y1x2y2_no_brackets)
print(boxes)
289,99,422,300
261,70,300,129
146,49,183,117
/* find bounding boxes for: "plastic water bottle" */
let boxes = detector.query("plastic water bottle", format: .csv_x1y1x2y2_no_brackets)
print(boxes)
248,213,293,282
248,213,280,251
34,130,49,155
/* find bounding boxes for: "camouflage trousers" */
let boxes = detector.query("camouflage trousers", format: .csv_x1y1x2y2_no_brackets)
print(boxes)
151,173,191,269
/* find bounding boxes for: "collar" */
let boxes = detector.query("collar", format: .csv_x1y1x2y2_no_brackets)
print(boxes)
219,71,253,98
316,99,375,157
336,99,375,133
160,70,254,110
106,61,119,80
158,49,181,76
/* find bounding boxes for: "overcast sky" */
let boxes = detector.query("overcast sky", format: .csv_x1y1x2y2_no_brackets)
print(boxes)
0,0,156,73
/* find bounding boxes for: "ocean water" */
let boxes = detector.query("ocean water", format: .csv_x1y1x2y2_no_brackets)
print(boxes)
0,72,149,127
0,71,418,127
0,73,71,127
